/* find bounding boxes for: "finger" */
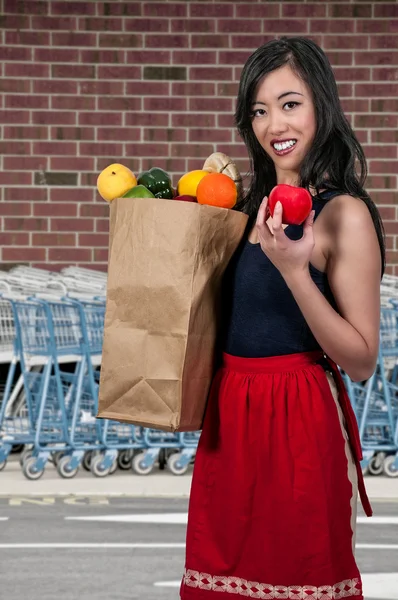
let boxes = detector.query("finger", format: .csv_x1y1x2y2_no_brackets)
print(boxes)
256,197,273,241
303,210,315,236
271,201,284,236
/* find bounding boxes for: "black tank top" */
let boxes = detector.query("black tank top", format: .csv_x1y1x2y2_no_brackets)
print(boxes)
221,190,341,358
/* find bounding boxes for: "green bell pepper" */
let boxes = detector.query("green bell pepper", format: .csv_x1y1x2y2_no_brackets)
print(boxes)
137,167,174,199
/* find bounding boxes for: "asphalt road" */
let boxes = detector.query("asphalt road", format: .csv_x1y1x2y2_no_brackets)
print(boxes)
0,496,397,600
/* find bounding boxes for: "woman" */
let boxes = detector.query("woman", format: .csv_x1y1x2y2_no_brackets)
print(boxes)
180,36,385,600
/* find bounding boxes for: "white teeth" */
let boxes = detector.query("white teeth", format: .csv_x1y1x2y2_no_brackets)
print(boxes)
273,140,296,151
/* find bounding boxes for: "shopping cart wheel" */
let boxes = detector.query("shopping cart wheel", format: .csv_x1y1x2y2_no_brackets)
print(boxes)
167,453,189,476
22,457,45,481
53,451,67,468
368,453,385,476
0,459,7,472
109,459,118,475
383,455,398,478
132,452,154,476
159,448,167,471
90,454,111,477
117,449,133,470
82,451,93,472
19,447,33,468
57,455,79,479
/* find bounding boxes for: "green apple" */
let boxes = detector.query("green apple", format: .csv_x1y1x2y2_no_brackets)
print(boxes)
122,184,155,198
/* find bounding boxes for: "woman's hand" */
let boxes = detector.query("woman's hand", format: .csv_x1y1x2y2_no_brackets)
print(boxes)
256,196,316,282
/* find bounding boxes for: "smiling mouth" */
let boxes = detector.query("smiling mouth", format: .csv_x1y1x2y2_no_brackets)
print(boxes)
271,140,297,156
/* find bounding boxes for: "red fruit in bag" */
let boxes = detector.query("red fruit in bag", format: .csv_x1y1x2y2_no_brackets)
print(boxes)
268,184,312,225
174,195,198,203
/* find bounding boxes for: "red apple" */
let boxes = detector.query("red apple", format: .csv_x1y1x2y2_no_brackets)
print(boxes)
268,184,312,225
174,195,197,203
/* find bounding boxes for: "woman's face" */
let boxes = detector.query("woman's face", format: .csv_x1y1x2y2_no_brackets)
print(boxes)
250,64,317,185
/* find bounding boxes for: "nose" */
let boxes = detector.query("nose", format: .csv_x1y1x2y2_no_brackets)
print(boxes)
268,111,289,136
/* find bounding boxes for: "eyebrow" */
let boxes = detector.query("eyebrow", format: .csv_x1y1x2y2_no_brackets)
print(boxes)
251,91,304,106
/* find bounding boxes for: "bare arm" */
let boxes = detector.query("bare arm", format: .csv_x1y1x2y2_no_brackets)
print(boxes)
284,196,381,381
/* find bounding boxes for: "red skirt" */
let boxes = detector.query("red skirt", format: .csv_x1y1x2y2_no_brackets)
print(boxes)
180,350,371,600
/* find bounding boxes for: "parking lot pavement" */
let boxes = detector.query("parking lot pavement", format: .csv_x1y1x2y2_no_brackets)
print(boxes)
0,497,397,600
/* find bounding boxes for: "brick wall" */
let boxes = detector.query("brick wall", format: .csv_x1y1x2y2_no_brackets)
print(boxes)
0,0,397,272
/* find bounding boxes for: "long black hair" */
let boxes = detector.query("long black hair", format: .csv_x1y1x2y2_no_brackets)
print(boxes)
234,36,386,276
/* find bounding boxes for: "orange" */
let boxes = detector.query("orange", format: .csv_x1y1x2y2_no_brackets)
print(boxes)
97,163,137,202
196,172,237,209
177,169,210,197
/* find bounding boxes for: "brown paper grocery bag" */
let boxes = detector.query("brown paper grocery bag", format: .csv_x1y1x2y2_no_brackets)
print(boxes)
97,197,248,432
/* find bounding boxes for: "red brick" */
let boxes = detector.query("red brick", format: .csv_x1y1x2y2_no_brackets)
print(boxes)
192,35,230,48
51,65,96,79
143,2,187,17
79,234,108,247
35,48,78,62
374,4,398,18
33,80,78,94
219,19,262,33
366,176,397,190
5,218,48,231
328,4,372,18
80,81,124,95
51,218,94,232
32,16,77,29
32,233,76,246
340,99,369,113
99,33,143,48
264,20,308,34
171,114,215,128
96,219,109,233
79,204,109,218
125,143,169,157
190,66,233,80
4,157,48,171
78,17,124,31
80,49,126,63
0,15,30,28
140,158,186,173
283,3,325,17
0,47,32,61
5,95,48,109
48,248,92,262
370,36,398,50
371,130,398,144
219,50,253,65
49,188,94,202
96,2,141,16
3,248,46,261
98,128,141,141
126,18,170,32
171,144,213,158
6,31,50,46
143,129,186,142
0,142,31,155
51,127,95,141
126,113,169,127
33,142,77,156
189,97,233,112
172,50,216,65
232,35,275,49
190,3,233,18
4,126,48,140
0,171,32,185
52,96,96,111
32,112,77,125
310,20,355,34
217,81,239,97
97,66,141,79
127,50,170,64
371,191,398,205
0,80,31,93
236,4,279,18
4,187,48,201
145,35,189,48
356,20,398,34
34,203,77,217
98,97,142,111
378,207,396,221
79,142,123,157
50,158,94,171
355,52,398,66
355,83,398,97
144,97,187,111
324,36,369,50
5,0,47,12
189,129,232,143
372,68,398,82
0,203,31,216
126,81,170,96
363,145,397,159
0,233,30,246
79,112,122,126
5,62,50,78
93,250,109,263
171,82,215,96
52,32,97,46
51,1,96,15
322,51,353,66
337,83,353,97
333,67,370,81
0,110,30,124
369,161,398,175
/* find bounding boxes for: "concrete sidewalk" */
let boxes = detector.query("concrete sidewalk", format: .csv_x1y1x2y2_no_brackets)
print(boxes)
0,458,397,500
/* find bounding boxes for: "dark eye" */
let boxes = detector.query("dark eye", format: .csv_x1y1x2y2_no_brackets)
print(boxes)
250,108,266,118
284,102,299,110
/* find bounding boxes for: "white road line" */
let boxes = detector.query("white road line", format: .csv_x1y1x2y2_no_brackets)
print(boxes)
0,543,185,549
0,518,9,521
357,544,398,550
154,581,180,587
357,516,398,525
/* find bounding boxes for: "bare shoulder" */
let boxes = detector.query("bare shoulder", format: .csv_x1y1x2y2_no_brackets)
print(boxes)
321,193,374,233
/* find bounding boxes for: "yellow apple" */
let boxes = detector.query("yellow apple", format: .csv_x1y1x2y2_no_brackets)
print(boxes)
97,163,137,202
